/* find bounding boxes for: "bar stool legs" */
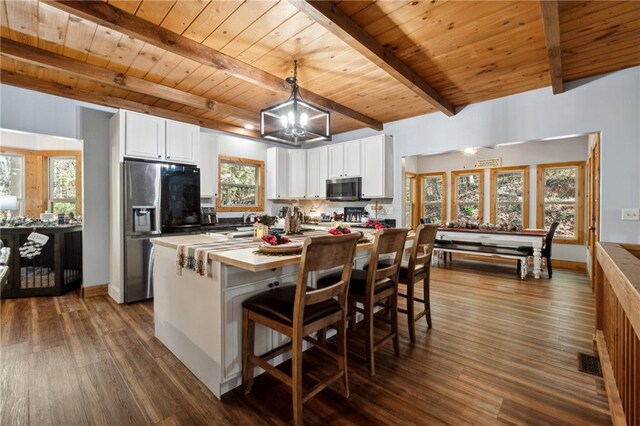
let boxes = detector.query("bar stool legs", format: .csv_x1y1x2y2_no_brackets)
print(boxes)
242,309,255,395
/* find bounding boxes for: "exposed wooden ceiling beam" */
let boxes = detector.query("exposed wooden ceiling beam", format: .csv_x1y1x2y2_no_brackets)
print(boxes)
290,0,455,117
0,70,260,139
540,0,563,94
45,0,384,131
0,37,259,125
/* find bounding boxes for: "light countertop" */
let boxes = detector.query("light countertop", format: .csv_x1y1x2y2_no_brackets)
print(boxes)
151,230,378,272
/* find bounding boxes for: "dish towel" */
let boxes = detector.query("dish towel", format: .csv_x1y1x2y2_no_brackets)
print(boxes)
176,242,220,275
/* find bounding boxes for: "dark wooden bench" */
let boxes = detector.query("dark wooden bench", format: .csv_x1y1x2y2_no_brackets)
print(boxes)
434,241,530,279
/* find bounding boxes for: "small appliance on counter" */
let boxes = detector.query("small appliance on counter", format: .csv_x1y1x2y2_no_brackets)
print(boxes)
201,205,218,225
344,207,366,223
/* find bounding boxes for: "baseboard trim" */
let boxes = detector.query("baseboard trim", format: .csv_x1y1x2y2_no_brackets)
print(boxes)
553,259,587,272
450,253,587,272
80,284,109,298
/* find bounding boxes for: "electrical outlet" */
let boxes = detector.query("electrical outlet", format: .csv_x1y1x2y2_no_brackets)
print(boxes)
621,208,640,221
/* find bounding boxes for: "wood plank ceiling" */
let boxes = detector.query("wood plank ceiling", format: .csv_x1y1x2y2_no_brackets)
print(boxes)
1,1,639,140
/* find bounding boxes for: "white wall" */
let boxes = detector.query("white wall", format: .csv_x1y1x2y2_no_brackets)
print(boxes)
78,108,113,286
0,84,115,139
0,129,83,151
413,135,589,262
330,67,640,244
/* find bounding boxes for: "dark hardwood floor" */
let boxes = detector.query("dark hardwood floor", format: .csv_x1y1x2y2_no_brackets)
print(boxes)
1,260,611,425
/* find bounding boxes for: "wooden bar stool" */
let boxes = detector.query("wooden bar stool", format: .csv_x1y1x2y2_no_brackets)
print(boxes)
365,224,438,342
318,228,410,376
242,232,361,426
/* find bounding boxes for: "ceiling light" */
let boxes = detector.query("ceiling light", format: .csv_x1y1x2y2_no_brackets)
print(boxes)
260,60,331,145
463,147,479,155
244,124,255,130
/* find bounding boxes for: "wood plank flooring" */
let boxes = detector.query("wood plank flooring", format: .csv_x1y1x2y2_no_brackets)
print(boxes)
1,260,611,425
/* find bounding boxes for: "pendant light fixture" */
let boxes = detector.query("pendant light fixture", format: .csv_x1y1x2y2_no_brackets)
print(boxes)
260,60,331,145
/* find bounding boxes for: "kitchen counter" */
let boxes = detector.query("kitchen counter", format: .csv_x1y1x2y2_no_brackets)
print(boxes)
151,229,376,272
149,228,390,400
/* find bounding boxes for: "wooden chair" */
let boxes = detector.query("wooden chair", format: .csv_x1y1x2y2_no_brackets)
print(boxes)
365,224,439,342
242,232,361,426
318,228,410,376
517,221,560,278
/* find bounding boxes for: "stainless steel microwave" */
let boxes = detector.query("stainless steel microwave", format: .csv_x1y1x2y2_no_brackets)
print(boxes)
326,177,363,201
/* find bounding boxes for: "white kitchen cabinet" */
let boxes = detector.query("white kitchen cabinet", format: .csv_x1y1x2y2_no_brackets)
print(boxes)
266,147,289,199
222,280,276,380
361,135,393,198
328,144,344,178
124,110,165,160
197,132,218,198
306,146,328,198
122,110,199,164
328,140,361,178
222,271,297,381
288,149,307,198
165,119,199,164
343,140,361,177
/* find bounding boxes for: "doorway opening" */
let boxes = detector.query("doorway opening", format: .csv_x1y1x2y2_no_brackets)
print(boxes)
0,128,84,298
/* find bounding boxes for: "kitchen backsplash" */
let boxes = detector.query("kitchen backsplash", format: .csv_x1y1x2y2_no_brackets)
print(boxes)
270,199,394,221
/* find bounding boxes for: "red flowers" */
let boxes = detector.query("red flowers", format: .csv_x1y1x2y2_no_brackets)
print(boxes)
365,219,388,230
261,232,290,245
328,226,351,235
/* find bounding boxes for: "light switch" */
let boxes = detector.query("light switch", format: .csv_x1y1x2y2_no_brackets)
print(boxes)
621,208,640,221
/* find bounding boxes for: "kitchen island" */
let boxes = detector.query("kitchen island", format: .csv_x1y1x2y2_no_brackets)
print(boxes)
151,229,376,398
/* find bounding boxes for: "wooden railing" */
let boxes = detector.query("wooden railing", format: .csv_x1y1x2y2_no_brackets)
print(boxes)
594,242,640,426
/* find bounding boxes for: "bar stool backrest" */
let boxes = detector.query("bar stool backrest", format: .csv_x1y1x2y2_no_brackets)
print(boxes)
408,224,439,280
366,228,411,295
293,232,362,328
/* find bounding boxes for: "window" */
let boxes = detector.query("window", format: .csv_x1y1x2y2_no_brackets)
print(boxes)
451,170,484,223
404,172,417,228
217,156,264,212
490,166,530,227
49,157,77,215
0,153,24,216
420,172,446,224
537,161,585,243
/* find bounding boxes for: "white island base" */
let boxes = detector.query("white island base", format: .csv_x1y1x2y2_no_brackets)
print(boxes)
152,238,374,399
153,244,300,398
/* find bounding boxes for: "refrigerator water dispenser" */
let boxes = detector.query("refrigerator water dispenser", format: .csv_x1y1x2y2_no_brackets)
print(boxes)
132,206,156,233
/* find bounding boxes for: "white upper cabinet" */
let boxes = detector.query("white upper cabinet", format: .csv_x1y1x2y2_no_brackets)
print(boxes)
165,120,199,164
266,147,289,199
306,146,328,198
288,149,307,198
266,136,390,200
343,140,361,177
124,111,165,160
122,110,198,164
327,144,344,178
328,141,361,178
361,135,393,198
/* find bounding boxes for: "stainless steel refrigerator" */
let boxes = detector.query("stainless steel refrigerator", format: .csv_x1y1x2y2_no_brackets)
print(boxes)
123,160,201,303
123,161,162,303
